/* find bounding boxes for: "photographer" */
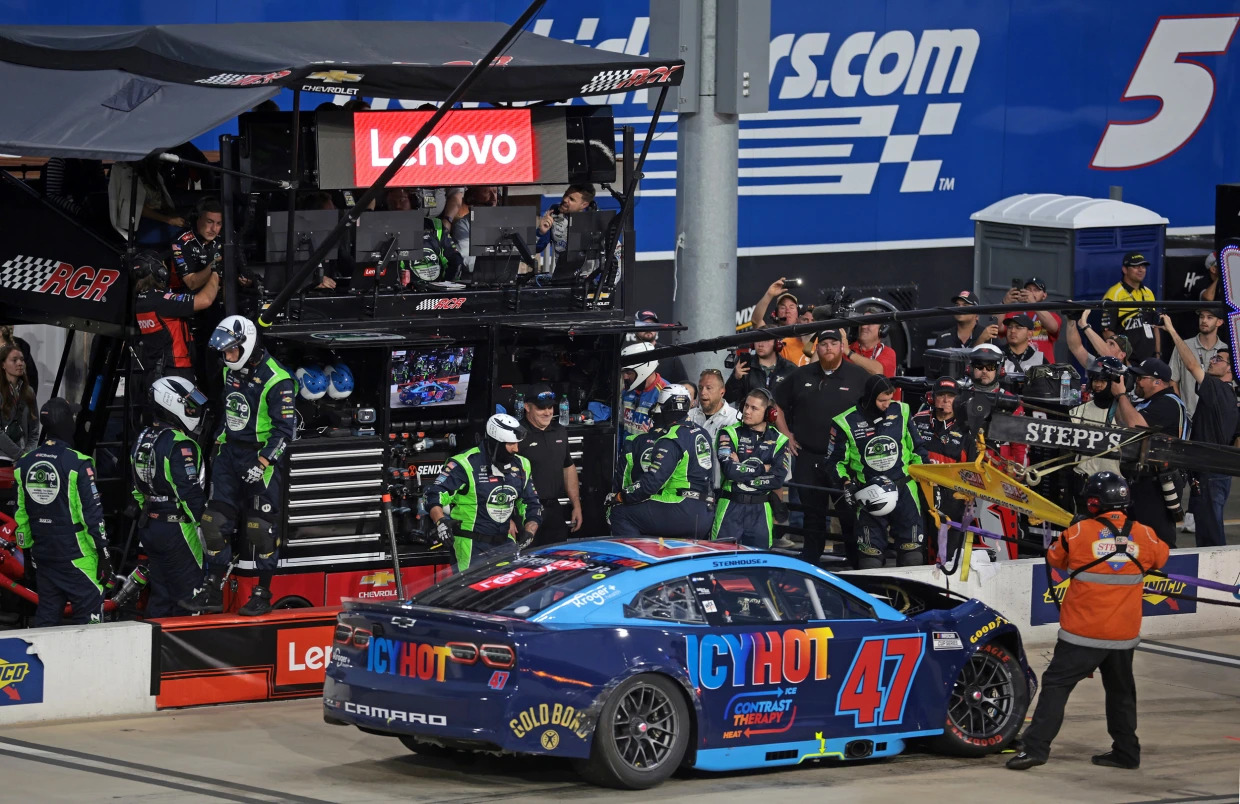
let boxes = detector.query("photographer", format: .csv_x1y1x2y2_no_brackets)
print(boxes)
724,336,796,406
1001,277,1061,361
1111,357,1188,547
751,278,812,366
1101,252,1159,363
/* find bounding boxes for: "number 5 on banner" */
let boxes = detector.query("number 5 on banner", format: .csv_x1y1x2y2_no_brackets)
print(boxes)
1222,245,1240,380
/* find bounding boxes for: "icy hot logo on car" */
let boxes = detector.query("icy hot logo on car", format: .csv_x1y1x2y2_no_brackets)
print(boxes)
685,627,833,690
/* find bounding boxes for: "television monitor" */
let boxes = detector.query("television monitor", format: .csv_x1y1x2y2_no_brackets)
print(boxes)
265,210,342,262
355,209,427,263
391,346,475,409
468,206,538,258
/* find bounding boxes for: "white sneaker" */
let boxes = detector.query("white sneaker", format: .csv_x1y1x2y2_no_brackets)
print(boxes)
1182,512,1196,534
772,536,795,550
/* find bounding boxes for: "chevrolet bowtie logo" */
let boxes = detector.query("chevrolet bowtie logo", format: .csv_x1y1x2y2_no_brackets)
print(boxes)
307,70,363,84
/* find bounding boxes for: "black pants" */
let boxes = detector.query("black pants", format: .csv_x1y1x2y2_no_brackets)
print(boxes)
856,483,925,569
1021,638,1139,764
795,451,855,565
1129,478,1177,548
610,498,713,539
140,517,204,618
534,498,568,546
31,558,104,627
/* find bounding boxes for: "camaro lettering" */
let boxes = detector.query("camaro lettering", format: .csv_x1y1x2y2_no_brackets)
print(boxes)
686,627,833,690
343,701,446,725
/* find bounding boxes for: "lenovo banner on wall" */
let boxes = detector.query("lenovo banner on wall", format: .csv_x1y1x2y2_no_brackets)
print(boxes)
353,109,535,186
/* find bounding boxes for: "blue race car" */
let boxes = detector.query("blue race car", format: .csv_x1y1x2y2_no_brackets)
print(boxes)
324,538,1035,789
398,381,456,406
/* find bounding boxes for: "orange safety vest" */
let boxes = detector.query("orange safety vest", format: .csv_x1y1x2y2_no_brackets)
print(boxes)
1047,511,1169,649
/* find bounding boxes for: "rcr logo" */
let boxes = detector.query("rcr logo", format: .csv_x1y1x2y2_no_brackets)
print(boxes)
769,29,979,100
1092,15,1240,170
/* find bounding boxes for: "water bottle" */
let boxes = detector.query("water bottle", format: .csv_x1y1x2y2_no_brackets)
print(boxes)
513,391,524,414
558,397,570,427
1059,371,1072,405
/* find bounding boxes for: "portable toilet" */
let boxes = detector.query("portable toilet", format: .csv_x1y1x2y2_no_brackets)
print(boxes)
970,194,1169,304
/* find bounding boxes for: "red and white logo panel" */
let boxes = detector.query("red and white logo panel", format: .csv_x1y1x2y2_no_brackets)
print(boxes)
353,109,535,186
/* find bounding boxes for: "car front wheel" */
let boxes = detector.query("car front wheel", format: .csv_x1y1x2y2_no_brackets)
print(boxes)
576,674,689,789
930,641,1029,757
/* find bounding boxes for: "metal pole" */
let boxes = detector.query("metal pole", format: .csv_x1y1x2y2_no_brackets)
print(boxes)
219,134,238,316
621,125,636,317
674,0,739,381
284,89,302,292
258,0,548,329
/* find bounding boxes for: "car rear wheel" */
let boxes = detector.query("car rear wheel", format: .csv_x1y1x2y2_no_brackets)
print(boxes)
930,641,1029,757
576,674,689,790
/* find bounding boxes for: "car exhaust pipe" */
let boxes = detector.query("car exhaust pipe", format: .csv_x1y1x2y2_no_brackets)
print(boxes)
844,739,873,759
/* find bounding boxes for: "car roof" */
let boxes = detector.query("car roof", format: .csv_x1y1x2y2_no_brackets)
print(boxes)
529,537,757,565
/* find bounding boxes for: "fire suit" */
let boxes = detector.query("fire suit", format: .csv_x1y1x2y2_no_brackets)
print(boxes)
710,422,789,547
1018,511,1168,765
200,351,296,582
615,431,659,491
610,422,714,538
407,217,465,283
170,229,221,291
423,447,543,571
911,410,968,561
134,289,197,384
131,424,206,617
621,375,669,438
830,401,928,568
14,438,107,626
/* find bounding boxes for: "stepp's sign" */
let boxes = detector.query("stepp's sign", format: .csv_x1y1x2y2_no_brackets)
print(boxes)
353,109,535,186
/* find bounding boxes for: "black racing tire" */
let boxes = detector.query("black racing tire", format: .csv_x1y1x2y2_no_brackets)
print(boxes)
575,674,690,790
397,735,459,759
929,641,1029,757
273,595,312,610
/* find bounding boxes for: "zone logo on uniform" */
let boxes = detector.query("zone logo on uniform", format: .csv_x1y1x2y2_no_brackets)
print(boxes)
0,255,120,302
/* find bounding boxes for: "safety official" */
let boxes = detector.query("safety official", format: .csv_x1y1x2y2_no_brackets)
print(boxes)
181,316,296,617
831,374,929,568
911,377,967,559
711,388,790,547
608,386,714,538
774,328,870,565
130,377,208,618
132,249,219,388
521,385,582,546
1112,357,1188,547
14,399,110,627
1008,472,1169,771
425,413,542,571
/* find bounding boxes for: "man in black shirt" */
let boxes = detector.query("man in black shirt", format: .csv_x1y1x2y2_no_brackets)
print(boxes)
521,385,582,546
1163,315,1236,547
935,290,998,350
725,336,797,406
774,329,870,565
1113,357,1189,547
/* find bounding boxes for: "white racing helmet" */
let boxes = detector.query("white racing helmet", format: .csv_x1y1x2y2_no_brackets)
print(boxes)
150,376,208,435
209,315,259,370
620,341,658,391
651,384,693,429
855,477,899,517
484,413,527,469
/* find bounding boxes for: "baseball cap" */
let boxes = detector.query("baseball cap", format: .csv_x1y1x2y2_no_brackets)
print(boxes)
1004,313,1035,328
1024,277,1047,292
933,377,960,395
774,291,800,308
816,329,844,342
951,290,979,306
1129,358,1171,382
1122,251,1150,267
1107,333,1132,357
635,310,659,324
527,383,557,408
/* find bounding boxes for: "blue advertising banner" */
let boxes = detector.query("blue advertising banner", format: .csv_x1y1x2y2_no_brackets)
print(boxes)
0,638,45,706
4,1,1237,258
1031,552,1200,627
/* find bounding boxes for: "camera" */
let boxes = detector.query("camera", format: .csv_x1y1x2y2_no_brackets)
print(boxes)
724,345,750,370
1139,307,1164,326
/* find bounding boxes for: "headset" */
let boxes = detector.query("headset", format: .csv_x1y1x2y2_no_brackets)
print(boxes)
746,386,780,424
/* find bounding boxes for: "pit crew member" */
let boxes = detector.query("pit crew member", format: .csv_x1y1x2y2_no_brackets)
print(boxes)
711,388,790,547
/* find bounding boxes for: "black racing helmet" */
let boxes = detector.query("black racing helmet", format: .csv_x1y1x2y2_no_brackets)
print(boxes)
1082,471,1131,515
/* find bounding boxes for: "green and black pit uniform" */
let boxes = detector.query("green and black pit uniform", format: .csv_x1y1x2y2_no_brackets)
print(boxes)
830,399,929,568
609,422,714,538
131,423,206,617
710,422,789,547
407,217,465,283
424,447,543,570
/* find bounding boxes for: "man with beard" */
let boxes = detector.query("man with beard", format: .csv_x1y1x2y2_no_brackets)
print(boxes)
1111,357,1189,547
1068,357,1126,508
774,329,870,565
935,290,999,349
1169,308,1227,417
912,377,967,560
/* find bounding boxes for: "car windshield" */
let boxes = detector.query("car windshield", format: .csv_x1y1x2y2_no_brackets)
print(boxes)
412,548,640,619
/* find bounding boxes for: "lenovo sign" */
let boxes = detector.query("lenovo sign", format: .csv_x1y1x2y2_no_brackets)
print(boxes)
354,109,534,186
276,626,336,686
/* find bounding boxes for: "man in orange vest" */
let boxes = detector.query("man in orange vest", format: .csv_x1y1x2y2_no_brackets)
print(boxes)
1007,471,1169,771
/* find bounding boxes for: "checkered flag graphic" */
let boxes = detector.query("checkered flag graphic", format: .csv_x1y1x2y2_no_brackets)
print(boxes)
195,73,248,86
0,255,60,293
579,69,633,95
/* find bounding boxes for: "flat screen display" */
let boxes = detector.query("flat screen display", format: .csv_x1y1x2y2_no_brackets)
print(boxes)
391,346,474,409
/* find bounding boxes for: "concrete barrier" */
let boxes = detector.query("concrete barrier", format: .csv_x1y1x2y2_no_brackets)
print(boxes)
848,545,1240,646
0,621,156,726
